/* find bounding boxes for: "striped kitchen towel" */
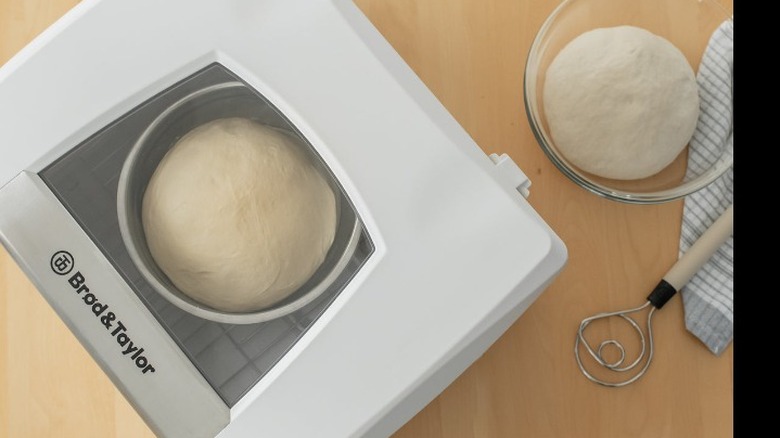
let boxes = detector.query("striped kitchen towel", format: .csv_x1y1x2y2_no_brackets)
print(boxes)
680,18,734,356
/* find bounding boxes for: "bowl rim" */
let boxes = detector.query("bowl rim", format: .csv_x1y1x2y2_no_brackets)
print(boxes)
523,0,734,204
117,81,361,324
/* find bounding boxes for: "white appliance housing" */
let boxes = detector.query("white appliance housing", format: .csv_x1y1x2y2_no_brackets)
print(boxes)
0,0,567,437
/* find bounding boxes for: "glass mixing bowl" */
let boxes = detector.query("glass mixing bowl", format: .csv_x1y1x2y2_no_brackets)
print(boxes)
524,0,733,203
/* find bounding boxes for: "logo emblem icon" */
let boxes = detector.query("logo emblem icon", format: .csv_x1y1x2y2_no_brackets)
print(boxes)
51,251,74,276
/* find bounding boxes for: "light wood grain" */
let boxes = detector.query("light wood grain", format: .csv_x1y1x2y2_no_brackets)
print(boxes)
1,1,733,437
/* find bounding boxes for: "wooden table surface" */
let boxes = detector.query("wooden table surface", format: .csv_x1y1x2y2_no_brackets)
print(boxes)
1,0,733,437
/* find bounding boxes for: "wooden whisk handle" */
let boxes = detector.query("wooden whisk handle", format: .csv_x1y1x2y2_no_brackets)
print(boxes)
647,205,733,309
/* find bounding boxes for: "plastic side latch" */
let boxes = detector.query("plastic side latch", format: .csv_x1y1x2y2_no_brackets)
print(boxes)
489,153,531,198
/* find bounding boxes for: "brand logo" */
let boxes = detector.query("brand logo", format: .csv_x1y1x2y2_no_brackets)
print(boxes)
51,251,156,375
50,250,74,276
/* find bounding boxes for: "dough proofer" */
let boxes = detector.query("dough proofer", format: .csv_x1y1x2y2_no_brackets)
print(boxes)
0,0,567,436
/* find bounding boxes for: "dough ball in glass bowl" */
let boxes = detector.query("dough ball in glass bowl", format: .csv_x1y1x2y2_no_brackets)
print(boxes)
543,26,699,181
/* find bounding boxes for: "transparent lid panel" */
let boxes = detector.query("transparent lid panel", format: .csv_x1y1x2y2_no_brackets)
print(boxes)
39,63,374,407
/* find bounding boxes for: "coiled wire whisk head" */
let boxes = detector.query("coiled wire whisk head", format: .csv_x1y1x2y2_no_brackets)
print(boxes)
574,301,656,387
574,205,733,387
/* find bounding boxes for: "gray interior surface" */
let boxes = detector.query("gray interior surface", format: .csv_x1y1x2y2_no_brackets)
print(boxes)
38,64,374,407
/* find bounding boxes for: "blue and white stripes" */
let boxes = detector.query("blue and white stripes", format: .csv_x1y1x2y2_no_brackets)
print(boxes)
681,18,734,355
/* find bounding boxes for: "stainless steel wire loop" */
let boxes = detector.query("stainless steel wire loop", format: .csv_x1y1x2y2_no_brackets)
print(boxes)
574,301,657,387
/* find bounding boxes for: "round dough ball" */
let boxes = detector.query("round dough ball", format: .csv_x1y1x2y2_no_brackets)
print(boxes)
142,117,337,312
543,26,699,180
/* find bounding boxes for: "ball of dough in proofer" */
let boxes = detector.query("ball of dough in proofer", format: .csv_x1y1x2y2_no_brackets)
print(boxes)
543,26,700,180
142,118,337,312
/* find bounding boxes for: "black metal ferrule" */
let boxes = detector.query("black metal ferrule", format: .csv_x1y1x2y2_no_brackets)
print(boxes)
646,279,678,309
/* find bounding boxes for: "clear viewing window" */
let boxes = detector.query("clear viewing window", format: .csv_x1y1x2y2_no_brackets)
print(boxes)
40,63,374,407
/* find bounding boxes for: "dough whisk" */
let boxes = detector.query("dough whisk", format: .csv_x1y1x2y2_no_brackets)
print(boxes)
575,205,733,387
